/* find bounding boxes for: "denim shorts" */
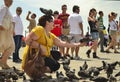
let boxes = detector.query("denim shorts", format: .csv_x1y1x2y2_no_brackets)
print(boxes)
91,32,99,40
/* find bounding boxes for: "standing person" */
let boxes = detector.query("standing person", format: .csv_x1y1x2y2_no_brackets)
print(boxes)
0,0,15,69
26,11,36,32
117,17,120,49
22,11,87,76
86,8,99,58
97,11,105,52
68,5,83,60
105,12,119,53
58,4,70,57
51,11,62,50
13,7,23,63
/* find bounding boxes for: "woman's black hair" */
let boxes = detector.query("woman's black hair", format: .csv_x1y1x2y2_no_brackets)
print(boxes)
38,15,53,27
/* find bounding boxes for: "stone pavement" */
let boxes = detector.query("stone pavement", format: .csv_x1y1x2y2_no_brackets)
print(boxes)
1,46,120,82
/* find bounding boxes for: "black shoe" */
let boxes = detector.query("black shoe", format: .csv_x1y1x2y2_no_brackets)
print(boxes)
86,50,91,58
100,50,105,53
18,58,22,61
93,52,100,58
13,59,21,63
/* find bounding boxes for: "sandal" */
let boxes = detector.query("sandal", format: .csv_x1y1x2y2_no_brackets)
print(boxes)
2,64,10,69
105,50,111,53
0,61,4,68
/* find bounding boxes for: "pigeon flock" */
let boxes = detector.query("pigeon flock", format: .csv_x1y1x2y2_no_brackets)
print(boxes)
0,55,120,82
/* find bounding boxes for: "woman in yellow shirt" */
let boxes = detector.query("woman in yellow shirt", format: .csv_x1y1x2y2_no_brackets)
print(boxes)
22,13,87,75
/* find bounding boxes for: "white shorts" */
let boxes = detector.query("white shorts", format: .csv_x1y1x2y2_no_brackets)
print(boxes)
70,34,83,43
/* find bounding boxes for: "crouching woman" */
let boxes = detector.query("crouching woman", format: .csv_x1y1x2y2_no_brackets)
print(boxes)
21,14,83,78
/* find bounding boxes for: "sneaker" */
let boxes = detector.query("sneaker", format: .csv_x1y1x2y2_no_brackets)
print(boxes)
74,56,81,60
114,51,120,53
93,55,100,58
86,50,91,58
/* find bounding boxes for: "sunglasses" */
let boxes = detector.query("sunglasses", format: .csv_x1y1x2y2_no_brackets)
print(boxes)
17,10,22,12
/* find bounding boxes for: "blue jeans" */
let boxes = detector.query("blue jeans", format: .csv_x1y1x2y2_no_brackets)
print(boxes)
91,32,99,40
13,35,22,61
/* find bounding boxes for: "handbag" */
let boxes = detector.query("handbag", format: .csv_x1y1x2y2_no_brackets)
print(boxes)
23,45,46,79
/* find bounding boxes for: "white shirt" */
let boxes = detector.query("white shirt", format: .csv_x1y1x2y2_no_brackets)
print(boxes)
13,15,23,35
68,13,83,34
109,20,118,31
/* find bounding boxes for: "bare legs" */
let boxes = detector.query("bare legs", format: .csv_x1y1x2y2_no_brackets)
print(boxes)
0,41,15,69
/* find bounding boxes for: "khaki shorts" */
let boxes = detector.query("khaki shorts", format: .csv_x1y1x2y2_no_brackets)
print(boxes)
109,30,117,36
62,28,70,36
70,34,83,43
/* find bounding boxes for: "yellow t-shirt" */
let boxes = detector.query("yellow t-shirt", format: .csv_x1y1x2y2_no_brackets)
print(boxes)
22,26,56,69
102,29,107,35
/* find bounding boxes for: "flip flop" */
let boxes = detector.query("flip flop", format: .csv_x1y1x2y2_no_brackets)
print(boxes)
0,61,4,68
2,64,10,69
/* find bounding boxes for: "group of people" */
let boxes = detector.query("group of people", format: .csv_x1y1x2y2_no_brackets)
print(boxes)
0,0,120,79
86,8,120,58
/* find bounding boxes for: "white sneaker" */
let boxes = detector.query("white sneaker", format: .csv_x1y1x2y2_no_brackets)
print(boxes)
74,56,81,60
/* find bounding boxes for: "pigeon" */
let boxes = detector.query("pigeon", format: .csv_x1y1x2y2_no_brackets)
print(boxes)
106,64,113,78
78,70,92,79
102,61,108,70
63,64,70,72
56,71,69,82
23,75,27,82
96,66,104,71
13,66,24,77
86,66,103,77
78,66,92,79
66,69,79,80
110,61,118,69
62,58,71,65
11,72,18,81
109,75,117,82
56,71,64,78
90,76,109,82
92,68,100,76
87,67,96,76
82,61,88,70
39,7,53,16
115,71,120,77
0,75,4,82
118,61,120,67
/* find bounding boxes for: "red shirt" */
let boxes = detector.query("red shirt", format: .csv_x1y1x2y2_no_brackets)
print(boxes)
51,19,62,37
58,13,69,28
